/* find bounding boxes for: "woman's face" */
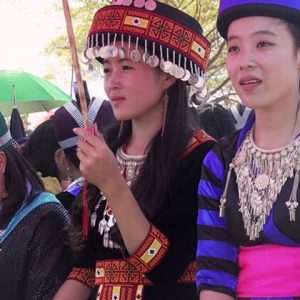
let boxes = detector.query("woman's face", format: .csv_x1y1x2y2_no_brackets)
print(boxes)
103,42,174,122
226,16,300,110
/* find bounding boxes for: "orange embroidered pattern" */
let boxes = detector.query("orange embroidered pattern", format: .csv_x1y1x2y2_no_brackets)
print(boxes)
128,224,169,273
68,267,95,289
182,129,215,159
89,6,211,71
94,225,197,299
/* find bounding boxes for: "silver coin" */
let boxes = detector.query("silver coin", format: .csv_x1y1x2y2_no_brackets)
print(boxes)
162,61,173,73
92,46,101,58
107,46,118,57
145,0,157,10
181,69,191,81
170,64,179,77
174,66,185,79
122,0,133,5
81,53,90,65
99,46,107,59
194,76,205,90
134,0,145,8
101,46,110,59
188,74,199,85
147,55,159,67
130,49,141,62
198,84,208,98
85,48,95,60
119,47,126,59
143,53,150,63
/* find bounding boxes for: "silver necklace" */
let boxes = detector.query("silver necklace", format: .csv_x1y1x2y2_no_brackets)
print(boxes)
233,128,300,240
90,147,146,249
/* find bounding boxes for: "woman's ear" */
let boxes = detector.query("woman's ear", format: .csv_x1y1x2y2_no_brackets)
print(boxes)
162,73,177,90
54,148,66,171
0,152,7,175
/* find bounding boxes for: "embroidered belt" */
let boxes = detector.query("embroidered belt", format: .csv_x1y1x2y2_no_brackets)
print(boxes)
95,259,196,300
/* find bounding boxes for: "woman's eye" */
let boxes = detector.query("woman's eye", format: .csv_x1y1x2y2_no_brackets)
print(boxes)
257,41,273,48
122,65,133,70
103,68,111,74
227,46,239,53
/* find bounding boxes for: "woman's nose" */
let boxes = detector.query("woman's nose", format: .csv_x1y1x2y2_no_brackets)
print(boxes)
239,49,257,70
107,69,121,89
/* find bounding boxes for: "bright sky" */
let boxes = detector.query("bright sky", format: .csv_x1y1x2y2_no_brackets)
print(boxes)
0,0,106,127
0,0,63,76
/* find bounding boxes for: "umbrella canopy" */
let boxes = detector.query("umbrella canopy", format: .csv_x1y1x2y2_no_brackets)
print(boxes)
0,70,72,116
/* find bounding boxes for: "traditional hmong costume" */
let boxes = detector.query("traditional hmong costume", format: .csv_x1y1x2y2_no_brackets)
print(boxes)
196,1,300,299
0,112,71,299
69,130,214,299
66,1,214,299
0,193,72,299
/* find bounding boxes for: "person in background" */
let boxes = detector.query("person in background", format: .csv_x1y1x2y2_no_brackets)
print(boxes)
54,1,214,299
21,118,65,194
0,112,71,299
197,102,236,139
53,97,115,211
197,1,300,299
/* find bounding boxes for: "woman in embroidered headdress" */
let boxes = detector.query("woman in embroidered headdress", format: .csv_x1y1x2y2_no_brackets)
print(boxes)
54,1,214,299
0,112,72,299
196,1,300,299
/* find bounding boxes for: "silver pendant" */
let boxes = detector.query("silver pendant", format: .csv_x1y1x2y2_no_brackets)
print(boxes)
91,212,97,228
93,46,101,58
130,49,141,62
162,61,173,73
181,69,191,81
98,218,107,235
119,47,126,59
188,74,199,85
107,46,118,58
147,55,159,67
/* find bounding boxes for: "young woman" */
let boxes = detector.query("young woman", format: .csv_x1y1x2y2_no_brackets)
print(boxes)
54,1,214,299
196,1,300,299
0,112,71,299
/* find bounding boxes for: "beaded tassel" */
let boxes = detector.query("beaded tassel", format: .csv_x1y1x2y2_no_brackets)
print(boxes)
286,170,300,221
219,163,235,217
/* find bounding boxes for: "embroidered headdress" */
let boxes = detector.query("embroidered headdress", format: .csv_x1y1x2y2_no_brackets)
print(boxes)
0,112,18,151
217,0,300,39
83,0,211,92
53,98,114,151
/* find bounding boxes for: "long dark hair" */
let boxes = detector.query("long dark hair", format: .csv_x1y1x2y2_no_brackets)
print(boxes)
0,145,44,227
69,80,193,249
21,119,60,178
109,80,191,219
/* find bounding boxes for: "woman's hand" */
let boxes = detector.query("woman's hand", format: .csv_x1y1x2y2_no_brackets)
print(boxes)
74,125,123,195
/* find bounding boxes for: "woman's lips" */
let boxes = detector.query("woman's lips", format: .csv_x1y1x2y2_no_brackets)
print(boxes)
239,78,262,91
111,96,125,104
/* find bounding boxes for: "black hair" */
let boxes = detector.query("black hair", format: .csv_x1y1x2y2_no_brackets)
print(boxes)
286,21,300,50
198,103,236,140
21,119,60,178
0,145,44,228
64,148,80,170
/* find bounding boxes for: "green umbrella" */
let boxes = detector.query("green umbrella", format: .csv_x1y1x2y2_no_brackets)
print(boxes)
0,70,72,116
